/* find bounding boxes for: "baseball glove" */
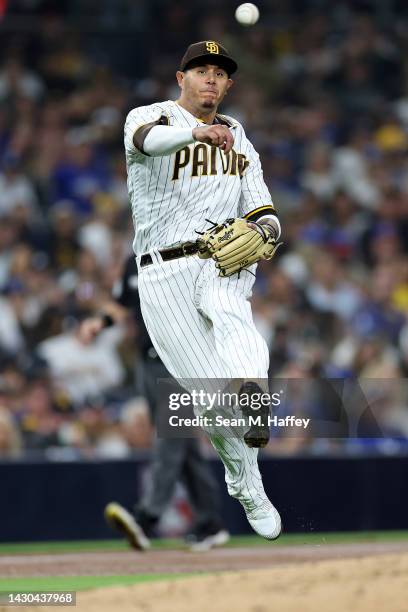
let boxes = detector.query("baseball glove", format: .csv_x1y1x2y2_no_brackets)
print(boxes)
197,218,282,277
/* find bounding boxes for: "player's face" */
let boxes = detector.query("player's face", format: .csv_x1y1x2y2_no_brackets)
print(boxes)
177,64,233,112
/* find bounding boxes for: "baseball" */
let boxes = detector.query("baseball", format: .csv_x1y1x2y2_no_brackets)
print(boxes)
235,3,260,26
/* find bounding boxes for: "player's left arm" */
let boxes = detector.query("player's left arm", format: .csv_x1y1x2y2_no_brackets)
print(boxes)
238,139,281,240
197,137,282,276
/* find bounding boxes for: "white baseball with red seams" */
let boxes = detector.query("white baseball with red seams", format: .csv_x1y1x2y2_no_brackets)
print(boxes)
235,3,260,26
124,99,281,540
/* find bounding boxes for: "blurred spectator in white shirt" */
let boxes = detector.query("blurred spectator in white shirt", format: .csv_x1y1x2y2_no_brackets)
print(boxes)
38,324,124,404
0,296,25,354
301,142,337,202
0,56,44,102
0,154,39,219
333,130,380,210
306,254,362,320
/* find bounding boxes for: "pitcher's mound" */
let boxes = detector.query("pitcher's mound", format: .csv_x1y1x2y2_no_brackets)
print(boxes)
6,552,408,612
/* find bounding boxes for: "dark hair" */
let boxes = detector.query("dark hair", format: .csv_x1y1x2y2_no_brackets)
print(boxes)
184,57,232,77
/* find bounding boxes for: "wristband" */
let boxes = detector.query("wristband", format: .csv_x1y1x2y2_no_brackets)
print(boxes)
258,216,281,240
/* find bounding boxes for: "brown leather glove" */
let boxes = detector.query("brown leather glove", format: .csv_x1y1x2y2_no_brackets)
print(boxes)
197,218,282,277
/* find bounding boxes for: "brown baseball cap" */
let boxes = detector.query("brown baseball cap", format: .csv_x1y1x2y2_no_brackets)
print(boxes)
180,41,238,76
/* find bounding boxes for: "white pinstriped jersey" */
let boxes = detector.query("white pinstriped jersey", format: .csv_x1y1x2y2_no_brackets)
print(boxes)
124,100,275,255
126,99,281,530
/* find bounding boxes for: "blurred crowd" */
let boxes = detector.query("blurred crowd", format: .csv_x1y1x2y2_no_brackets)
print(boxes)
0,0,408,459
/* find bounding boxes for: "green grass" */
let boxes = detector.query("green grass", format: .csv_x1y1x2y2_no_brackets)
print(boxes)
0,539,176,555
0,530,407,555
226,530,408,547
0,531,407,594
0,573,190,593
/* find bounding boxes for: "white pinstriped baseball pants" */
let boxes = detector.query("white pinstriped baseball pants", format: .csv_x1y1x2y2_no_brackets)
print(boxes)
137,251,271,506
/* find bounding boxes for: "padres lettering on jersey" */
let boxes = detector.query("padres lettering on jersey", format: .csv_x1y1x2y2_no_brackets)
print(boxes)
172,146,249,180
124,100,274,255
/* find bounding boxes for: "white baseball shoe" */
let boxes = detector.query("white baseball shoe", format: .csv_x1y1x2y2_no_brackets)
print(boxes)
189,529,230,552
240,496,282,540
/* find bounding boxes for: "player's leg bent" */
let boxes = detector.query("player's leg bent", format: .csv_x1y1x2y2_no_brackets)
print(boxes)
137,257,280,539
196,262,271,446
209,433,281,540
193,261,281,533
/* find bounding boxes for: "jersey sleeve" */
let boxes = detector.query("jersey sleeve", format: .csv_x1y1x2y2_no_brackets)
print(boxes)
124,104,168,157
238,137,277,222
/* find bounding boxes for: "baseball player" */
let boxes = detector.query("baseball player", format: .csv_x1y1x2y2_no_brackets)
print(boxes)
78,254,229,551
123,41,282,540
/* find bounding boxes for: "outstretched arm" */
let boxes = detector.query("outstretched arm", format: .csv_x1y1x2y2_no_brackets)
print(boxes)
136,124,234,157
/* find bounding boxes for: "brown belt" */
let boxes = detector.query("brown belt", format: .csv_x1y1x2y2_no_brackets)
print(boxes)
140,241,201,268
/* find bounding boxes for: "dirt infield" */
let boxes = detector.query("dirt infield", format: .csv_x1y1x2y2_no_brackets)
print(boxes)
68,553,408,612
1,542,408,612
1,541,408,577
